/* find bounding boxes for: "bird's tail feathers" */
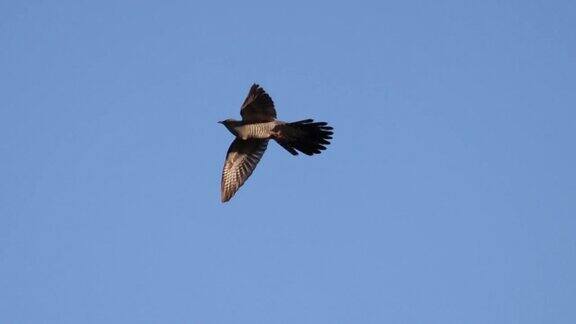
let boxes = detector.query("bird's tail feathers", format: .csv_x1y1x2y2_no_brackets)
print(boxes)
274,119,333,156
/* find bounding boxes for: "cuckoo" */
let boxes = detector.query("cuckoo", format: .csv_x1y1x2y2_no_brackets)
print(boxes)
219,84,333,202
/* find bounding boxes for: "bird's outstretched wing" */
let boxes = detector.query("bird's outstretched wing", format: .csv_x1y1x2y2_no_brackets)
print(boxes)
221,138,269,202
240,84,277,123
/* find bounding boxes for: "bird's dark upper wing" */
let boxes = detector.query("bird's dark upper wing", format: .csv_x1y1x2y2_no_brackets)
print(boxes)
221,138,269,202
240,84,277,123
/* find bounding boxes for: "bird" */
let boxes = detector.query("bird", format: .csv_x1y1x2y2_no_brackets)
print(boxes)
218,83,334,202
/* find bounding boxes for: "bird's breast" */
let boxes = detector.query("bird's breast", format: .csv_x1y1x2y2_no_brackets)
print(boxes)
236,122,277,139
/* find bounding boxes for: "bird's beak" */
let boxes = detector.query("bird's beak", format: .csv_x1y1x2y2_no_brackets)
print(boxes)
217,121,223,124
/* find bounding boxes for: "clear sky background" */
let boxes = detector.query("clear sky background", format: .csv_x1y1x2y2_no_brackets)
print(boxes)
1,0,575,323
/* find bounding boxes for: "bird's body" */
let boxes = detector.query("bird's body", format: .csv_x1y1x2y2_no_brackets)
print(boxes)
222,120,280,140
219,84,333,202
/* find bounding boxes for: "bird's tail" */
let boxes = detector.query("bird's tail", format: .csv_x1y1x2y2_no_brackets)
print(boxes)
273,119,333,156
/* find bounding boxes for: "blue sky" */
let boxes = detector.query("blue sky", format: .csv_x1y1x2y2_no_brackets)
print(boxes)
1,0,575,323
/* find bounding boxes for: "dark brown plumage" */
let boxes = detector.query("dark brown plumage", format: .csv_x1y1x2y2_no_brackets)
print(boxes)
219,84,333,202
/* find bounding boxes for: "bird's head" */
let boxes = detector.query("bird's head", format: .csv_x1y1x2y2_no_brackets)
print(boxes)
218,119,235,126
218,119,241,136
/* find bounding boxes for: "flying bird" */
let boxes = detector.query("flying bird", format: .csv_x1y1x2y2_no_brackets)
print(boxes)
219,84,333,202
